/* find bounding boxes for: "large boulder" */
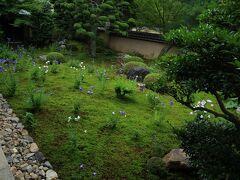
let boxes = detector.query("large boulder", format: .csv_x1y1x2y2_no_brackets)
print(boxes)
127,67,150,81
162,149,190,170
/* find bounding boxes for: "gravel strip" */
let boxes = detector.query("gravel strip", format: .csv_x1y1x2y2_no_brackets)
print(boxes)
0,94,58,180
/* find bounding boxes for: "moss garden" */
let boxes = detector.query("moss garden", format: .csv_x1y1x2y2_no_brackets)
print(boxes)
0,43,197,179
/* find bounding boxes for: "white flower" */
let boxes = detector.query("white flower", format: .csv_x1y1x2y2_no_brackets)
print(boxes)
84,130,87,133
206,99,212,103
208,115,211,118
39,67,41,69
19,9,31,16
200,100,206,107
112,112,115,115
200,115,204,119
189,112,193,115
211,104,214,107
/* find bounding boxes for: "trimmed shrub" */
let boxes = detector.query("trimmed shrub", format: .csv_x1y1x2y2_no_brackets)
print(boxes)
46,52,65,63
177,115,240,179
124,61,149,73
114,78,135,98
144,73,161,90
125,55,144,62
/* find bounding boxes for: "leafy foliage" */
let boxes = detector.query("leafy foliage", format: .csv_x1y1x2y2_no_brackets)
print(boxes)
177,116,240,179
24,112,36,129
114,78,135,98
163,0,240,126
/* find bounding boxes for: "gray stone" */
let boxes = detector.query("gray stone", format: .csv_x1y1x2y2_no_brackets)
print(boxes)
127,67,150,81
24,136,34,144
44,161,53,169
35,151,46,163
26,165,33,173
26,153,35,159
16,123,24,129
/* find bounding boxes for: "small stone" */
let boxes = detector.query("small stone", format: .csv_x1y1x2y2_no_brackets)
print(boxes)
35,151,46,163
7,108,13,114
12,147,18,153
13,158,20,163
11,117,19,122
26,165,33,173
24,136,34,143
15,170,24,180
16,123,24,129
39,170,45,177
46,169,58,180
21,129,28,136
26,153,35,159
30,172,38,179
10,166,17,175
6,155,13,163
20,163,28,169
30,143,39,153
44,161,53,169
5,128,12,133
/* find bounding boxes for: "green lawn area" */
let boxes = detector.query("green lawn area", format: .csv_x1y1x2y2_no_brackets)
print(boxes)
1,51,193,179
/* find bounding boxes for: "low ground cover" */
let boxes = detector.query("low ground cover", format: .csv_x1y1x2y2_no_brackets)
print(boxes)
0,47,194,179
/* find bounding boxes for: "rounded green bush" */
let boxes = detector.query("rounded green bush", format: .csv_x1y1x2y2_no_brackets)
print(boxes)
125,55,144,62
46,52,65,63
144,73,161,90
124,61,149,73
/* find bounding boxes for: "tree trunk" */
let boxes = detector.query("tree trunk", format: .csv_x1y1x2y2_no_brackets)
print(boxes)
90,38,96,58
90,25,97,58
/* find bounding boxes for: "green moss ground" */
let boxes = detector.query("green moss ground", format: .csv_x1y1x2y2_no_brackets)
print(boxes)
0,52,194,179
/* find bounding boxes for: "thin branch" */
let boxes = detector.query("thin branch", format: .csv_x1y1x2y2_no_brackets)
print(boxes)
179,100,229,120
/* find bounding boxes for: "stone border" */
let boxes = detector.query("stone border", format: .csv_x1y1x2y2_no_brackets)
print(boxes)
0,94,58,179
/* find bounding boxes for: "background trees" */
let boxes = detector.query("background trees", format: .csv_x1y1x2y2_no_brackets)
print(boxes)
0,0,53,45
51,0,136,57
134,0,213,33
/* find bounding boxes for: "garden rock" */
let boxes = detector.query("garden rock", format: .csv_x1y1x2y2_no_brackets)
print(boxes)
127,67,149,81
162,148,190,170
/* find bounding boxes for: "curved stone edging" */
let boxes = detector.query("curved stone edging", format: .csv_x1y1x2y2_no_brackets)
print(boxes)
0,94,58,180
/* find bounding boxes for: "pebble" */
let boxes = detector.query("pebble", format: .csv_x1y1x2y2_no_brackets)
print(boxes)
0,94,58,179
46,170,58,180
30,143,39,153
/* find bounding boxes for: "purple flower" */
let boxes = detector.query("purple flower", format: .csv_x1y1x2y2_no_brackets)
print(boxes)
119,111,126,116
0,59,7,63
92,172,97,176
0,66,3,72
79,163,84,170
79,86,83,91
161,102,165,107
90,86,94,90
87,91,93,95
170,100,174,106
